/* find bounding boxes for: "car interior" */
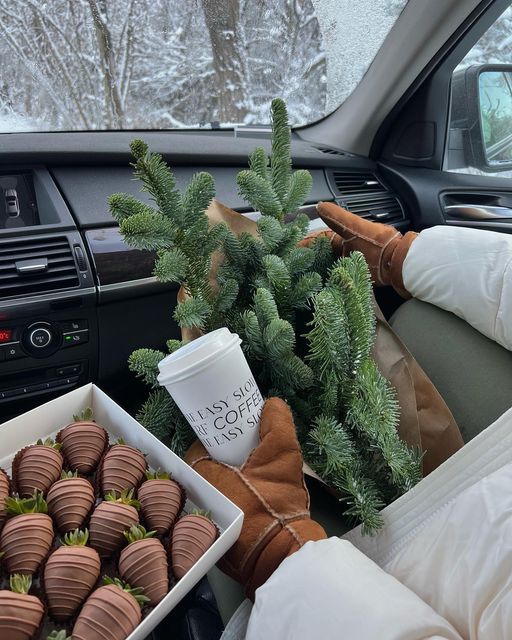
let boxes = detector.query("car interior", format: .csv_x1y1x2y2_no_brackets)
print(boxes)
1,0,512,634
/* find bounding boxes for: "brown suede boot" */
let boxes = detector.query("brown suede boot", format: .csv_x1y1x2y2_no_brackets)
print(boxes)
185,397,326,600
315,201,418,299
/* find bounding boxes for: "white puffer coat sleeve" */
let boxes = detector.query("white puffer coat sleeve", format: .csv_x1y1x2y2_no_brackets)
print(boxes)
402,225,512,351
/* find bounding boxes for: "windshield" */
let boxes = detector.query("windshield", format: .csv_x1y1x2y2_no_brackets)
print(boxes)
0,0,407,132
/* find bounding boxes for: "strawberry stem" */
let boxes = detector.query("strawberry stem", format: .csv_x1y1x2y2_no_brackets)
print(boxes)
60,470,79,480
123,524,156,544
104,489,140,510
189,509,212,520
62,528,89,547
72,407,94,422
6,491,48,515
47,631,71,640
10,574,32,595
102,576,151,606
35,437,62,451
145,468,171,481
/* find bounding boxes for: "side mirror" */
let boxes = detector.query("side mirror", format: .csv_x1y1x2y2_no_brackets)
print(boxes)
449,64,512,172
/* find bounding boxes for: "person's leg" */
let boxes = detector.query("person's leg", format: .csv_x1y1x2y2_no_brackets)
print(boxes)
316,202,512,351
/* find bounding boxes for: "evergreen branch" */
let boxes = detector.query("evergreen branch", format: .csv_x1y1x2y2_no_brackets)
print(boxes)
283,170,312,213
205,222,229,253
285,247,314,277
253,288,279,329
347,359,422,493
215,278,239,313
153,248,188,283
329,253,375,371
130,139,182,219
248,147,269,180
136,388,177,440
120,212,174,251
166,339,182,353
108,193,157,224
237,170,282,219
292,272,322,309
182,172,215,225
173,297,211,330
262,254,290,292
306,288,350,383
240,311,264,359
270,97,292,207
306,415,384,534
262,318,295,360
170,414,196,457
257,216,285,252
128,348,166,388
311,234,335,279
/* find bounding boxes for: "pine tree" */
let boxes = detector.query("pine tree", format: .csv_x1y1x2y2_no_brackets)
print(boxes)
112,98,421,534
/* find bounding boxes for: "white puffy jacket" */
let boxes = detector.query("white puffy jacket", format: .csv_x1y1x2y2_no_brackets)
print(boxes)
223,406,512,640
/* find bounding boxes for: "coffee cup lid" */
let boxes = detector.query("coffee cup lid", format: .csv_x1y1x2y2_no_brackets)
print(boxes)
157,327,241,385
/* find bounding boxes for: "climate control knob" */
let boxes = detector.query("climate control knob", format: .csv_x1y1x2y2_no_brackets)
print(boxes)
29,326,52,349
22,321,59,357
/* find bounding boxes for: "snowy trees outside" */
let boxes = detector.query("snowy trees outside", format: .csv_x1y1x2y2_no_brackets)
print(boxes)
457,6,512,69
0,0,413,132
0,0,326,131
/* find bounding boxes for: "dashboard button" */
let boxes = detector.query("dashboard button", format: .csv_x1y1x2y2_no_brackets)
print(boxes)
61,320,88,332
3,342,24,360
56,364,81,377
29,327,52,349
29,382,52,392
62,330,89,347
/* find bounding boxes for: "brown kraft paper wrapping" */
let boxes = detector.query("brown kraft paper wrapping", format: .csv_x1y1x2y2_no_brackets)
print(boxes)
180,199,464,478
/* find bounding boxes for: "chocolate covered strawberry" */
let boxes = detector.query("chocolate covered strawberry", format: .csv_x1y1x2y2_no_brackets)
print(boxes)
0,574,44,640
47,471,95,534
47,631,71,640
72,577,149,640
14,438,63,497
44,528,101,622
119,525,168,605
89,490,139,557
1,492,54,575
0,468,10,529
57,408,108,475
171,510,218,579
100,439,147,495
138,469,183,536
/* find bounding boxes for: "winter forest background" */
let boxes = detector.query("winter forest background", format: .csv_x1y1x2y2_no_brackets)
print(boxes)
0,0,510,133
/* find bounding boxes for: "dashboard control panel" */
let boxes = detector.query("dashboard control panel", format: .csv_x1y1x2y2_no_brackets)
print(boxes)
0,319,89,361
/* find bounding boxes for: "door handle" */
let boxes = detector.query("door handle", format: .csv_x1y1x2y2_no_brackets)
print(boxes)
444,204,512,220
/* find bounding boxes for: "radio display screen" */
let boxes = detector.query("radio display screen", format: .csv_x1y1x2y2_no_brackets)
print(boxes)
0,329,13,343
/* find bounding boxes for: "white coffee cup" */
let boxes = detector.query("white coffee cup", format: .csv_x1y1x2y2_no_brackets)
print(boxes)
157,328,263,465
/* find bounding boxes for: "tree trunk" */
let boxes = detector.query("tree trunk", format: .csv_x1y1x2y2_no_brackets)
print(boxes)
201,0,248,124
87,0,125,128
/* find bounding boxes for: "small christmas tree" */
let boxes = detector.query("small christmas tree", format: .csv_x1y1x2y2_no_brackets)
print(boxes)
110,99,421,533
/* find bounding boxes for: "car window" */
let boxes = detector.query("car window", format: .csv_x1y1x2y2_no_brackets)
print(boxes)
0,0,407,132
446,4,512,177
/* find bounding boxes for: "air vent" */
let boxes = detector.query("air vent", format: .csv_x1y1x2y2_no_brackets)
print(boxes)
314,146,348,157
0,236,79,299
330,170,405,223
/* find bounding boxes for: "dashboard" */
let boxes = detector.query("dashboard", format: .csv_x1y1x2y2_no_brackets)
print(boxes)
0,130,408,420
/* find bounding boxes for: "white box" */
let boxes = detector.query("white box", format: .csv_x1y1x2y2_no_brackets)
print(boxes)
0,383,244,640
